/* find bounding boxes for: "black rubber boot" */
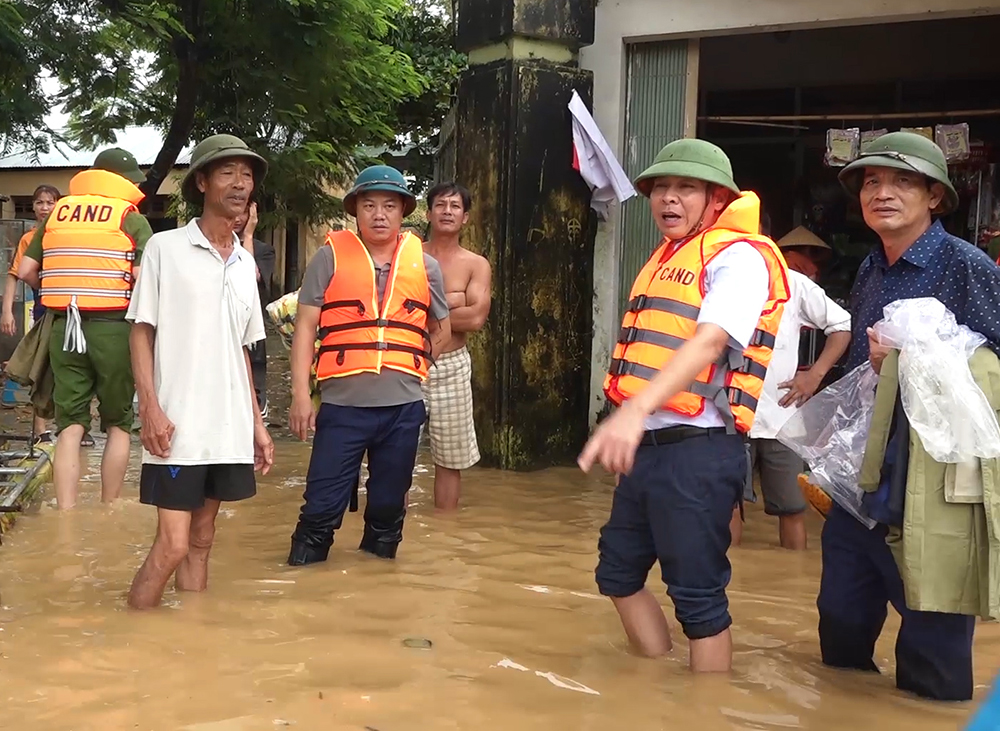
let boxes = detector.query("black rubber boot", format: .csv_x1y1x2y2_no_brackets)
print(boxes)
287,516,335,566
359,528,399,559
358,506,405,559
288,538,331,566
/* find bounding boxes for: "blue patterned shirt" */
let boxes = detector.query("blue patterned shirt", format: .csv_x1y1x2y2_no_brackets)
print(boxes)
846,219,1000,525
847,219,1000,369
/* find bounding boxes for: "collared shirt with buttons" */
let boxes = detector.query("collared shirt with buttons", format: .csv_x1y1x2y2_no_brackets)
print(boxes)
847,219,1000,370
846,219,1000,525
126,219,265,466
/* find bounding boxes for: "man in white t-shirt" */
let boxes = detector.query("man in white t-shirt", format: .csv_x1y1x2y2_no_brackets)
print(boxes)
731,226,851,550
125,134,275,610
579,139,790,673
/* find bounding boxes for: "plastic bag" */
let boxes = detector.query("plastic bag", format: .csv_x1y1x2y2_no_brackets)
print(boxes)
825,128,860,167
265,290,300,351
935,123,971,163
264,289,322,407
901,126,934,141
861,128,888,146
777,362,880,529
871,298,1000,463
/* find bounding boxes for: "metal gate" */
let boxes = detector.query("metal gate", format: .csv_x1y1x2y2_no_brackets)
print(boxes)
618,40,689,317
0,219,32,351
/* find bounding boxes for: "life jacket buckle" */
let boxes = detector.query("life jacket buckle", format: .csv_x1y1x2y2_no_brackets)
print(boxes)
629,294,647,313
750,328,773,348
336,351,346,366
375,341,389,351
404,300,416,313
610,359,630,377
618,326,638,344
375,317,389,327
356,303,366,316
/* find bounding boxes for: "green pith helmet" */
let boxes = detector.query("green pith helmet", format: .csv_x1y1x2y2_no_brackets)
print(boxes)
838,131,959,215
181,133,268,205
343,165,416,217
634,138,740,198
92,148,145,185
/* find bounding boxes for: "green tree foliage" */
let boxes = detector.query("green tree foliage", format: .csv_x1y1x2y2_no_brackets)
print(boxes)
385,0,466,190
0,1,53,154
2,0,464,223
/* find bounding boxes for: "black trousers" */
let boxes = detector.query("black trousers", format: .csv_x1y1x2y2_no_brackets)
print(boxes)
249,330,267,410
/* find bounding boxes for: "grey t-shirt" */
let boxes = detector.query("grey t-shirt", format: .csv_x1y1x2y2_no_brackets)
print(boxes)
298,245,450,407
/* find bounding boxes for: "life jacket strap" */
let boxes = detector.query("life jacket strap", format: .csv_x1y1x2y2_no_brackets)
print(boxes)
627,294,700,320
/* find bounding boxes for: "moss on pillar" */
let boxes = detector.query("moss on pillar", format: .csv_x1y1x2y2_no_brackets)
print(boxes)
456,60,595,470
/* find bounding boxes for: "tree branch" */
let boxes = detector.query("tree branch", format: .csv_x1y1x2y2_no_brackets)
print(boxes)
139,2,200,201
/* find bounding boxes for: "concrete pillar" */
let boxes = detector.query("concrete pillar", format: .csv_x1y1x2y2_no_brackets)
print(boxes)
455,0,596,469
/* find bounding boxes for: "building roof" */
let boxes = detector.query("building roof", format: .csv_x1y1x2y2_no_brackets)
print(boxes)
0,126,194,170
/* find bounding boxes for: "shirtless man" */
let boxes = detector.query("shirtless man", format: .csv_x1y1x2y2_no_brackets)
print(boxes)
421,182,492,510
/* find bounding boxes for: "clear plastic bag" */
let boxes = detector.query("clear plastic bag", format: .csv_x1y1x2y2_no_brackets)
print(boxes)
777,362,880,529
872,298,1000,463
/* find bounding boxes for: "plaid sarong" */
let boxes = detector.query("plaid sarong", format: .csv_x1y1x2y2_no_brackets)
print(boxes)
421,346,480,470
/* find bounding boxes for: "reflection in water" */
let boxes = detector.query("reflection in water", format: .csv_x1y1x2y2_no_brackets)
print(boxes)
0,441,995,730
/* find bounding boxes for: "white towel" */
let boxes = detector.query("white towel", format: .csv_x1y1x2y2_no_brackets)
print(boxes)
63,296,88,354
568,90,636,219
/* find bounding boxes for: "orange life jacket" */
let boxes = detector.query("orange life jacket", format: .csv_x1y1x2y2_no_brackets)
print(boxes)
604,192,790,434
316,230,432,381
40,169,144,311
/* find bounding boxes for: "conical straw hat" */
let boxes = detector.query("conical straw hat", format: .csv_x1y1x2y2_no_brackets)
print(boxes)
777,226,831,251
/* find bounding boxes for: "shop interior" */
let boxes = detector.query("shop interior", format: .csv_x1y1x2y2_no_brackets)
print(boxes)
698,15,1000,309
697,15,1000,376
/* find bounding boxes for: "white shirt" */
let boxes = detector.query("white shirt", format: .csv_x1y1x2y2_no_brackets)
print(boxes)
126,219,266,465
750,269,851,439
644,242,770,431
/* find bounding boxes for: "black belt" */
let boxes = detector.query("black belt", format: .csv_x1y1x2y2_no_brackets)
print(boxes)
50,310,127,322
640,425,729,447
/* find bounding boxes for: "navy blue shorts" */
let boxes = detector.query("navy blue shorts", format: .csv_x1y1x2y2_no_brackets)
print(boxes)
595,429,746,640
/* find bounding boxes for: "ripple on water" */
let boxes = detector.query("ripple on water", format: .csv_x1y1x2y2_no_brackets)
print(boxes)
0,443,990,730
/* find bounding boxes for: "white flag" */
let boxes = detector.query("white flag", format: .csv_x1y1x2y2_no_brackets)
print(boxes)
568,90,636,219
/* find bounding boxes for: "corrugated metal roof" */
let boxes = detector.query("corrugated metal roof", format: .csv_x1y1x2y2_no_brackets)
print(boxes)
619,40,689,319
0,126,193,170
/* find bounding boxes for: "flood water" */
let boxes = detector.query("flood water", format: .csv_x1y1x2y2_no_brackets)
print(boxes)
0,439,996,730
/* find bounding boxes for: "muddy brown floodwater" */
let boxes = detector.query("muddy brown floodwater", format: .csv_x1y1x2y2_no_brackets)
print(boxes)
0,436,998,730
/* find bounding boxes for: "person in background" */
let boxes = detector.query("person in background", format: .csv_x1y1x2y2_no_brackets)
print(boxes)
779,229,831,282
579,139,790,673
730,226,851,550
18,148,152,508
2,184,59,442
287,165,451,565
234,202,275,420
421,182,491,510
820,131,1000,701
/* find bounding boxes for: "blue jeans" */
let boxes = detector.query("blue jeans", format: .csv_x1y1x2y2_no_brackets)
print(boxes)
818,505,976,700
289,401,426,563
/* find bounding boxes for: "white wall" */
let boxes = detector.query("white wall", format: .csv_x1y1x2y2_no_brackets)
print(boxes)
580,0,1000,422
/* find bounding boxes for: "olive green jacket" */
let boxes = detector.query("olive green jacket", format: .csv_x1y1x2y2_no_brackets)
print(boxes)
5,310,55,420
860,347,1000,620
